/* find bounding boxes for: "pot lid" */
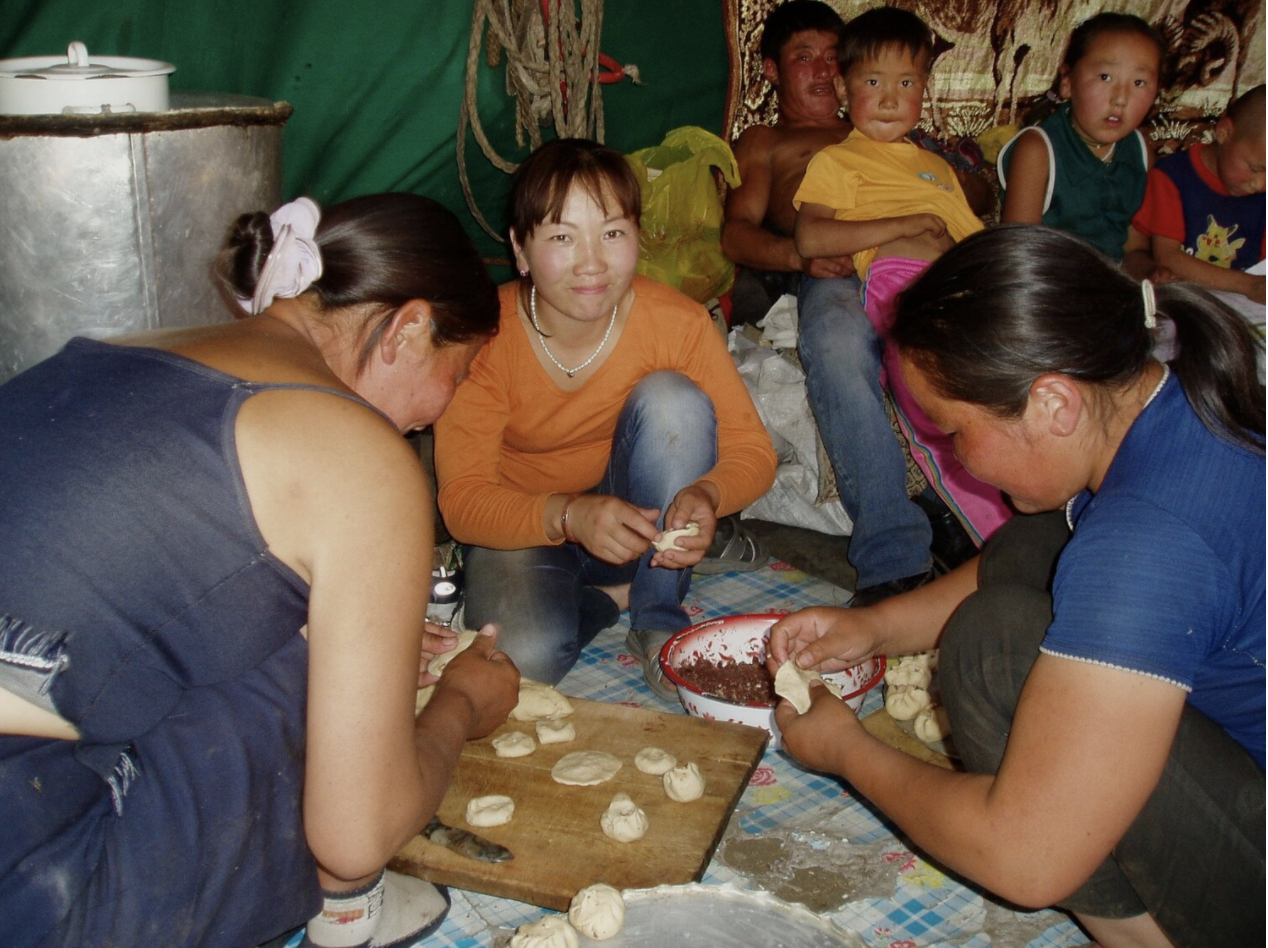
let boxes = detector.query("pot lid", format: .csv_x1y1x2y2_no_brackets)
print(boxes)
2,42,175,81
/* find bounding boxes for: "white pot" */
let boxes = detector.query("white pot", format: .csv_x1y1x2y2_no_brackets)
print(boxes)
0,41,174,115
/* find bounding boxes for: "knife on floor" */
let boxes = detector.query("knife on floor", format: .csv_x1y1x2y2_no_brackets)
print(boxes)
419,817,514,863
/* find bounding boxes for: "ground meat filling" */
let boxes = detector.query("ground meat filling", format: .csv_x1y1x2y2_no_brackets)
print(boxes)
674,656,776,706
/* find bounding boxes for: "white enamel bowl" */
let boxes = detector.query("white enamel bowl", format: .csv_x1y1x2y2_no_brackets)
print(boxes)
659,613,885,749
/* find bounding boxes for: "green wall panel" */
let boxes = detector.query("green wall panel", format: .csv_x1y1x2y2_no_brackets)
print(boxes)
2,1,728,277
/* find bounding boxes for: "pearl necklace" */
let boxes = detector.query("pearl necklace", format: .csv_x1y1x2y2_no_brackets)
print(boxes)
528,285,617,378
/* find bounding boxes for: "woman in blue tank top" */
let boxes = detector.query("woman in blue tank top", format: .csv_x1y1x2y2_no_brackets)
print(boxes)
0,194,521,948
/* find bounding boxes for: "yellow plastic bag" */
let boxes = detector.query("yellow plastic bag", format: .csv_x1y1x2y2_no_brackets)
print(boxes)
626,126,740,304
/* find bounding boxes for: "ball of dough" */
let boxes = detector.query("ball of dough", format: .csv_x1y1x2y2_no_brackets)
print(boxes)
652,521,700,553
633,746,677,775
511,680,575,722
492,731,536,758
773,659,843,714
600,792,649,842
535,718,576,745
568,883,626,940
509,914,579,948
552,751,622,786
663,761,705,802
913,704,952,743
885,684,933,722
465,794,515,827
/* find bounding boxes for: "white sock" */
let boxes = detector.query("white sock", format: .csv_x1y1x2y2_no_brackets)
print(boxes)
303,870,449,948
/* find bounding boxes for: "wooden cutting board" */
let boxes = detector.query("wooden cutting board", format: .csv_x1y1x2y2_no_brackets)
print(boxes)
391,696,768,911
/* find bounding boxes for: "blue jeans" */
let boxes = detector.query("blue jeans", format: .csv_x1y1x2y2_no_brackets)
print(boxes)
797,276,931,586
462,371,717,683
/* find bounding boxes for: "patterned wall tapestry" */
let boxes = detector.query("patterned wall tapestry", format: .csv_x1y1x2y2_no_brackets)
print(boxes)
724,0,1265,153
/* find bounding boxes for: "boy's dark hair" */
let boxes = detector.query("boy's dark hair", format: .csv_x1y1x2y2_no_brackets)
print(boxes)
759,0,847,63
1062,12,1165,75
1226,84,1266,136
838,6,934,75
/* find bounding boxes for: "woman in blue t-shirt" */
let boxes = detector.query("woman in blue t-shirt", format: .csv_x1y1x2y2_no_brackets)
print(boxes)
770,224,1264,948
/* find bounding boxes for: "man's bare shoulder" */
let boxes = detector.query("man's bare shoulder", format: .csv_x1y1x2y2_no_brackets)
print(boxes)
732,122,781,161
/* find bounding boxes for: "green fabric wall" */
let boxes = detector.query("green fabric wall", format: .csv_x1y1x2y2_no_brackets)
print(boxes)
2,1,728,279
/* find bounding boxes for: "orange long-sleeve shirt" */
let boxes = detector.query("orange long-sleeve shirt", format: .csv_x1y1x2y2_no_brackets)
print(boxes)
435,277,777,549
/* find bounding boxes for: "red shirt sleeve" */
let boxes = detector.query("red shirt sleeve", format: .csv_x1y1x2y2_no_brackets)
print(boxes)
1132,165,1186,242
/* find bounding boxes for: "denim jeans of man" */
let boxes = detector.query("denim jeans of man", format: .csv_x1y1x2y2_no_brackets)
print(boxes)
463,371,717,683
797,275,931,587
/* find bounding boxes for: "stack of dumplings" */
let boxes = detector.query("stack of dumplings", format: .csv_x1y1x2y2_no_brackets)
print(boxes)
883,651,951,743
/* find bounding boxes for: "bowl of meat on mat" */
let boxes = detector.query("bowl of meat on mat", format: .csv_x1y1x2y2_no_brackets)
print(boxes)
659,614,885,748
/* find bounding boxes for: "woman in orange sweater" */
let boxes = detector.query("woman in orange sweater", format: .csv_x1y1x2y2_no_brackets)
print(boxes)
435,139,776,695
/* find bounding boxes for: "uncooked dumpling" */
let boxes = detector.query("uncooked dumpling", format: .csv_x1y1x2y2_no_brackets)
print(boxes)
511,680,575,721
551,751,622,786
653,521,700,552
884,658,932,690
535,718,576,744
773,659,843,714
492,731,536,758
416,630,481,714
568,883,625,940
426,628,479,677
509,914,579,948
600,792,648,842
885,684,933,722
465,794,515,827
663,762,705,802
633,746,676,775
913,704,952,743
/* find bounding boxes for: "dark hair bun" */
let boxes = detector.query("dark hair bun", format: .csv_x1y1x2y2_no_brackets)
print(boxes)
217,211,275,301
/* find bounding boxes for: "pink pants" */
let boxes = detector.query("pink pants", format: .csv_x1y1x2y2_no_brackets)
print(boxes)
862,256,1012,545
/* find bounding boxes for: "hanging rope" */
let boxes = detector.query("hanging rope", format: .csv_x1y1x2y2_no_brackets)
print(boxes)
457,0,611,242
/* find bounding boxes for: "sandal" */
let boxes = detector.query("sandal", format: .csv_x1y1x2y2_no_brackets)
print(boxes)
693,515,769,575
625,628,679,702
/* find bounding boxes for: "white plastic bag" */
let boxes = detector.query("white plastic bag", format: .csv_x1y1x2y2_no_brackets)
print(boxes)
729,325,853,536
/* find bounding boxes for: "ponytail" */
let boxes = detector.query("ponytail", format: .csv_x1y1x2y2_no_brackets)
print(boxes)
1159,281,1264,452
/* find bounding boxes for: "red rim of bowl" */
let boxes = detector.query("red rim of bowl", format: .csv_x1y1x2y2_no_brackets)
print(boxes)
659,613,887,708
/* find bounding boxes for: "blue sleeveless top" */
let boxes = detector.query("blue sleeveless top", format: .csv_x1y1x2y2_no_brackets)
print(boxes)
0,339,380,948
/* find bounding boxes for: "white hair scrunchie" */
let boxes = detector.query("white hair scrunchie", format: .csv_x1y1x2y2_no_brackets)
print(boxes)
1140,278,1158,330
238,197,324,315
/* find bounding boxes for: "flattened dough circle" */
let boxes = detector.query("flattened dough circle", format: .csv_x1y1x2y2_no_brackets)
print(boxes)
551,750,623,786
774,659,842,715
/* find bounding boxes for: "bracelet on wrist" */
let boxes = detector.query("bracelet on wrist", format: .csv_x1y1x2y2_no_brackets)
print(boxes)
559,493,581,544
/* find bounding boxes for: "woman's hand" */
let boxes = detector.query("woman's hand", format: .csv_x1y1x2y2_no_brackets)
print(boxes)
417,621,458,687
773,681,862,775
433,626,520,740
564,493,660,565
650,484,719,569
768,606,883,673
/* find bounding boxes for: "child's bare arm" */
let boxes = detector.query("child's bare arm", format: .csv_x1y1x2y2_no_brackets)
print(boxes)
1121,226,1174,283
1000,131,1049,224
794,202,946,259
1151,234,1265,303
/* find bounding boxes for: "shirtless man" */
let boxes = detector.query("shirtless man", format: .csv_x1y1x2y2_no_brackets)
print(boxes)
721,0,941,605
